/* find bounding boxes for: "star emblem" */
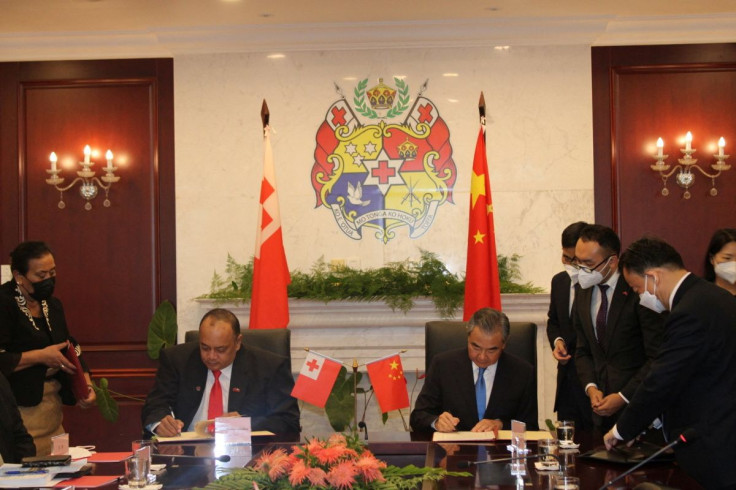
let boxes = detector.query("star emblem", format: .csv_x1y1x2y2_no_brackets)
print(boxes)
473,230,486,244
362,149,404,196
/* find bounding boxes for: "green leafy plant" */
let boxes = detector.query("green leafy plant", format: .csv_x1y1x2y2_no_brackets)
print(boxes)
94,300,179,422
147,300,178,359
324,366,363,432
201,250,542,319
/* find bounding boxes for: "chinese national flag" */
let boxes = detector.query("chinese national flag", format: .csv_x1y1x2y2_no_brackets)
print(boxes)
463,109,502,321
291,352,342,408
366,354,410,413
249,117,291,329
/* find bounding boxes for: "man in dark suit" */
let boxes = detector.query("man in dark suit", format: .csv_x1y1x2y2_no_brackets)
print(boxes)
410,308,537,433
546,221,593,430
0,373,35,463
605,237,736,490
572,225,663,431
142,308,299,436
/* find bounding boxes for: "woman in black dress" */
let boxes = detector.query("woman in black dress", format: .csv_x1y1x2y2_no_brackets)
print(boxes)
0,241,96,455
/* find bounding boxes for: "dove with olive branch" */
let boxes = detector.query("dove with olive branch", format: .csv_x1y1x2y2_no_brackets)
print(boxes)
347,181,371,206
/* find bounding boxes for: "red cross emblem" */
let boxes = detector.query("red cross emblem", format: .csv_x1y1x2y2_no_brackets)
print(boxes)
331,106,347,126
372,160,397,184
418,103,434,124
306,358,321,372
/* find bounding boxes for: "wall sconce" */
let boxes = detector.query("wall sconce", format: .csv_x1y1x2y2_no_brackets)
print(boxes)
45,145,121,210
650,132,730,199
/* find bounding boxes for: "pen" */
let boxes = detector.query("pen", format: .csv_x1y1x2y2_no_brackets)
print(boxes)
170,407,181,434
4,469,49,475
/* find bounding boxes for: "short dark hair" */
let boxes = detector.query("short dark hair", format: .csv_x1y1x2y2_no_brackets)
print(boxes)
199,308,241,337
704,228,736,282
10,241,53,275
619,236,685,275
561,221,588,249
578,224,621,255
466,307,510,342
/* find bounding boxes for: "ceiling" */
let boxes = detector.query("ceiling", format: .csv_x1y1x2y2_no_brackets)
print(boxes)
1,0,735,60
2,0,735,31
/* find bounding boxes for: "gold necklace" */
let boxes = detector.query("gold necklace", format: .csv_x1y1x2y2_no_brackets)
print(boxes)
14,284,51,332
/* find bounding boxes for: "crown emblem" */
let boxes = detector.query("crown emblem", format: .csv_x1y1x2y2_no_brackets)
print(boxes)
366,78,396,110
397,138,418,160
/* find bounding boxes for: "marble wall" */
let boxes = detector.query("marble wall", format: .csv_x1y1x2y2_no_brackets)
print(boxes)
174,44,595,332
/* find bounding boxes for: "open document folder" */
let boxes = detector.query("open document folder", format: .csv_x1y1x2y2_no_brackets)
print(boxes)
432,430,553,442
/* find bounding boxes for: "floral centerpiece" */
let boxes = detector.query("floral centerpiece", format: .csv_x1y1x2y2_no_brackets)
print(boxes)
198,433,469,489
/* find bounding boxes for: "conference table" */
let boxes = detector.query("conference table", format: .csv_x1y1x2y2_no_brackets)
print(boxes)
143,430,703,489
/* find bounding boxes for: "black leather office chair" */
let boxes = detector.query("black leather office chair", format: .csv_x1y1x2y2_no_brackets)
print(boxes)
424,320,537,374
185,328,292,370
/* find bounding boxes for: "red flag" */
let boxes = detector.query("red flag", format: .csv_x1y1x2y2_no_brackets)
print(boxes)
366,354,409,413
291,352,342,408
249,123,291,329
463,113,502,321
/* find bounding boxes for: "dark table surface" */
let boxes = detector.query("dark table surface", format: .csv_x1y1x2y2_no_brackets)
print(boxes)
145,431,702,489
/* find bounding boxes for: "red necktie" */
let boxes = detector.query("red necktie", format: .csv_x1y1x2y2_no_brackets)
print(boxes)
207,370,223,421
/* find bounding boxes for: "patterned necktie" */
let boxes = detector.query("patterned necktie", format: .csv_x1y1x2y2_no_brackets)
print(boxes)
207,370,223,421
475,367,487,421
596,284,609,344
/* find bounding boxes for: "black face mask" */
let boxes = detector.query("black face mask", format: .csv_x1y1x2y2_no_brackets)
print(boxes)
27,276,56,301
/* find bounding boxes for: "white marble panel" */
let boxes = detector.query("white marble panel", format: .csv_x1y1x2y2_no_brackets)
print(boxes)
174,45,594,335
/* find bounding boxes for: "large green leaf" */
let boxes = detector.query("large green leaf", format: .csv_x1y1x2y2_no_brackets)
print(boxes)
92,378,119,422
147,300,178,359
325,366,362,432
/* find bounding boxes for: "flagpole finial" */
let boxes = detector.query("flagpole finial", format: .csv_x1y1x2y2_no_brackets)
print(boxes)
478,92,486,121
261,99,270,129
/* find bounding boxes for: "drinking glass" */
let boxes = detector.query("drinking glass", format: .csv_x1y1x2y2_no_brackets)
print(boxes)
124,453,150,488
132,439,155,484
555,420,575,445
553,475,580,489
538,437,559,465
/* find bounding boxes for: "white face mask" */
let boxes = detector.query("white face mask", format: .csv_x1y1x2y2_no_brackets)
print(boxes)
639,275,666,313
577,256,612,290
564,264,579,285
714,261,736,285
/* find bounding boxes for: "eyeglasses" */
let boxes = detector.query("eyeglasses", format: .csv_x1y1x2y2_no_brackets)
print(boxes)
573,255,615,274
561,253,575,264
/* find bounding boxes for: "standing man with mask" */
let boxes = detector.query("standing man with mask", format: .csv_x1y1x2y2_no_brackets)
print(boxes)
546,221,592,430
605,237,736,490
572,225,663,432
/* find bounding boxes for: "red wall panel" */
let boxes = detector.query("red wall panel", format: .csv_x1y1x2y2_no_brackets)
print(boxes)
1,59,175,446
592,44,736,275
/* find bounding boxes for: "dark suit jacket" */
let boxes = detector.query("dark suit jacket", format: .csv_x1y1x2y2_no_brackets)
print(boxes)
410,348,538,432
547,272,579,408
616,274,736,489
142,342,299,434
573,275,664,402
0,373,35,463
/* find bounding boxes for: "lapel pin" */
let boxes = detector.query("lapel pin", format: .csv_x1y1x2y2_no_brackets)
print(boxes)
232,387,241,393
195,386,202,391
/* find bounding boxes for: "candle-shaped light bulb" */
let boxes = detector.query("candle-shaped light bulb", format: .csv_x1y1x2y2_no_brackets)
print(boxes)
656,137,664,157
718,137,725,157
50,152,57,171
83,145,91,164
685,132,692,151
105,150,114,171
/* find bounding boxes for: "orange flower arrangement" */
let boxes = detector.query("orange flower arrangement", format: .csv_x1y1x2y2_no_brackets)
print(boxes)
199,433,468,490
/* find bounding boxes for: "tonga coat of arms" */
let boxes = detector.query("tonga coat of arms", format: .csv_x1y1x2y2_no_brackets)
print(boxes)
310,78,458,243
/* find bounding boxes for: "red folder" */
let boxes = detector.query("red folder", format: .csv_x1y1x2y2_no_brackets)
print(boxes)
63,342,90,401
